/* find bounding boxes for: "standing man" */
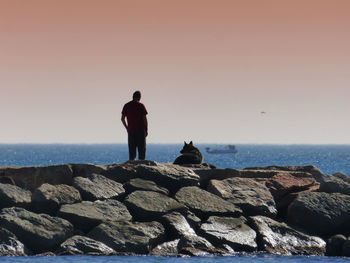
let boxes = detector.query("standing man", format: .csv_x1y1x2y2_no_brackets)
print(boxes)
121,91,148,160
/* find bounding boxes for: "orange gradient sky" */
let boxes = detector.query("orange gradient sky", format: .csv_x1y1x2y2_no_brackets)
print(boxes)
1,0,349,144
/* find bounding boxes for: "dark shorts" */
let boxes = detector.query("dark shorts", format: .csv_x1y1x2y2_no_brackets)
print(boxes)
128,129,146,160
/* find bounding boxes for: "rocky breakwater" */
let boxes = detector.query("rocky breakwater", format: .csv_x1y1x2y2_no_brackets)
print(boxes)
0,161,348,257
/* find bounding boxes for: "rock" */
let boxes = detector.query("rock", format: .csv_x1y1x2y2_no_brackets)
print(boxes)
265,172,319,212
124,178,169,195
124,191,186,221
103,161,157,183
288,192,350,236
161,212,196,239
319,174,350,195
250,216,326,255
136,163,200,194
194,168,241,187
207,178,277,217
177,234,216,256
0,227,31,256
0,207,73,254
56,235,115,255
175,186,242,219
58,199,132,233
0,183,32,209
0,165,73,191
70,163,107,178
342,237,350,257
32,183,81,215
326,234,346,256
87,220,165,254
150,239,179,256
243,165,325,182
199,216,257,252
73,174,125,201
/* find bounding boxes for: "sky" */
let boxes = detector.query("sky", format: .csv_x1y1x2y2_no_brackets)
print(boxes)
1,0,349,144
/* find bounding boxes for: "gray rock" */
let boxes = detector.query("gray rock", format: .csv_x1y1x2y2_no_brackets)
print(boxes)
0,207,73,253
124,191,186,221
162,212,196,239
319,174,350,195
70,163,107,178
87,220,165,254
250,216,326,255
32,183,82,215
150,239,179,256
207,178,277,217
136,163,200,194
0,183,32,209
124,178,169,195
342,237,350,257
58,199,132,232
326,234,347,256
200,216,257,252
56,235,115,255
175,186,242,219
177,234,216,256
288,192,350,236
0,227,31,256
73,174,125,201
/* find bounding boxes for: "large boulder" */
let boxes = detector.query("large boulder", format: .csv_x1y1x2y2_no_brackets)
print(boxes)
161,212,196,239
207,178,277,217
124,191,186,221
326,234,347,256
288,192,350,237
124,178,169,196
150,239,179,256
70,163,107,178
87,220,165,254
0,183,32,209
175,186,242,219
250,216,326,255
0,165,73,191
58,199,132,232
0,207,73,253
177,234,217,256
136,163,200,194
73,174,125,201
199,216,257,252
319,173,350,195
56,235,115,255
0,227,31,256
32,183,81,215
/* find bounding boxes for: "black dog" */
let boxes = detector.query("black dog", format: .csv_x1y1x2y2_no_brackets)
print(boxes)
173,141,203,165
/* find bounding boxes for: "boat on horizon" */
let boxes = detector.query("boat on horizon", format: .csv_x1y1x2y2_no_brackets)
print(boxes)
205,145,238,154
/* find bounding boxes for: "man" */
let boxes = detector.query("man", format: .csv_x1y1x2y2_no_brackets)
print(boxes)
121,91,148,160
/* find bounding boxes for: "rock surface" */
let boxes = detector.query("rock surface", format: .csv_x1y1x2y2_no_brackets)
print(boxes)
250,216,326,255
200,216,257,252
32,183,81,214
124,178,169,195
175,186,242,219
0,183,32,209
288,192,350,236
87,220,165,254
73,173,125,201
207,178,277,217
0,207,73,253
57,235,115,255
58,199,132,232
0,227,30,256
319,173,350,195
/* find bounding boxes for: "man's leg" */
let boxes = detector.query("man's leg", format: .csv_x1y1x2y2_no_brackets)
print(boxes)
136,129,146,160
128,132,137,160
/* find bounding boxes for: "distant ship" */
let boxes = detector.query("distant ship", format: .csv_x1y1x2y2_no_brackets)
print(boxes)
205,145,238,154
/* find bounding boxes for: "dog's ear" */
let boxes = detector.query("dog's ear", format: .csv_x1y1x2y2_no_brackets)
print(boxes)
189,141,193,146
184,141,187,146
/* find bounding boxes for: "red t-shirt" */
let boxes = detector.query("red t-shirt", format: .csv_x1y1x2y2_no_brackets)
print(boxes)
122,100,148,133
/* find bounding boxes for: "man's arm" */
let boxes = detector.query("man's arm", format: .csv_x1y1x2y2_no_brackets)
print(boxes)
143,115,148,136
121,114,128,131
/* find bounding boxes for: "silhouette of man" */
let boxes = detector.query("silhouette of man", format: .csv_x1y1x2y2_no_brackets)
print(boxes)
121,91,148,160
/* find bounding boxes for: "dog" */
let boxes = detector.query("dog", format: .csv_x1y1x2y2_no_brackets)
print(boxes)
173,141,203,165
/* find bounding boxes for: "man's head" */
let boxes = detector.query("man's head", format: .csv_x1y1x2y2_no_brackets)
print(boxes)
133,91,141,101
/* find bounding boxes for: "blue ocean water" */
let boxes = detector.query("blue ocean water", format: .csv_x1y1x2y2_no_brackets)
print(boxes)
0,144,349,175
1,144,350,263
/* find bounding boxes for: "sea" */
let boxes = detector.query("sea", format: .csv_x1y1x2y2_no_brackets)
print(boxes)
1,143,350,263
